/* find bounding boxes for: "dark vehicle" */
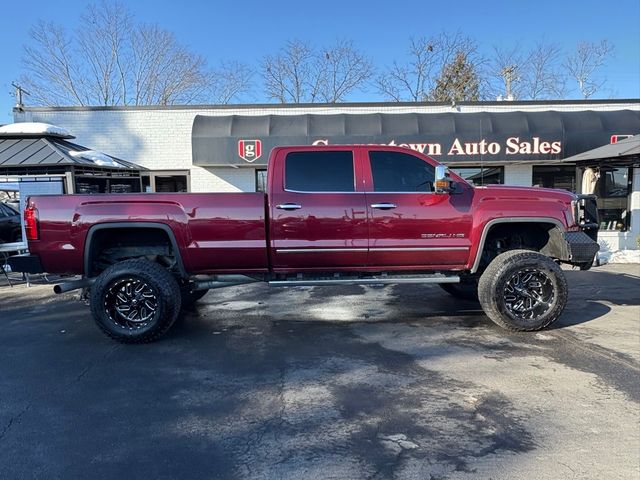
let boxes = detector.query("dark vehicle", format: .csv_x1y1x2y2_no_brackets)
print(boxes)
0,203,21,243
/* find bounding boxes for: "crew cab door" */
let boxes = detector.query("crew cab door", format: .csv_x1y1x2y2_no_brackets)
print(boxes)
363,148,473,268
269,148,368,271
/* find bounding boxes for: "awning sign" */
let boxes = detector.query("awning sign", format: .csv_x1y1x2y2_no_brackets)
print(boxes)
192,110,640,166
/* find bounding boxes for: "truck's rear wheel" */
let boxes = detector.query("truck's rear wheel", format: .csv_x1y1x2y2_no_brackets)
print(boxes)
478,249,567,331
90,259,181,343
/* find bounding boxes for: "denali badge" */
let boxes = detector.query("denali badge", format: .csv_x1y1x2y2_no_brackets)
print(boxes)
238,140,262,163
421,233,466,238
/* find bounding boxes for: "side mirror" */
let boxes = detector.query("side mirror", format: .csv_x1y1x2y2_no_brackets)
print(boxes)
434,165,453,194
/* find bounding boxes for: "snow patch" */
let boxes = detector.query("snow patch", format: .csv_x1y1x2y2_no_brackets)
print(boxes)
0,122,73,138
69,150,124,168
597,249,640,265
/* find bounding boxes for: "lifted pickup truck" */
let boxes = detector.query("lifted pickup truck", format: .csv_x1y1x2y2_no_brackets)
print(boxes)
9,145,599,343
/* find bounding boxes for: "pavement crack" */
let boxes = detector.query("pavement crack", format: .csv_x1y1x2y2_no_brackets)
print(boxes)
74,344,121,383
557,460,578,479
0,404,32,443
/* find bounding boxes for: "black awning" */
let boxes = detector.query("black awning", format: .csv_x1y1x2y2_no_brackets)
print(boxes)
562,134,640,167
191,109,640,166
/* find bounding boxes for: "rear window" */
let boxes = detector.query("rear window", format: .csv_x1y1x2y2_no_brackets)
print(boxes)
285,151,355,192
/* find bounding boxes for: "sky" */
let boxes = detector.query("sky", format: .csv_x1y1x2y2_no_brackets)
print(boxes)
1,0,639,121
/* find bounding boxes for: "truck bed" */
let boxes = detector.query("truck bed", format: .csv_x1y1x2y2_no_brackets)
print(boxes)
28,193,269,275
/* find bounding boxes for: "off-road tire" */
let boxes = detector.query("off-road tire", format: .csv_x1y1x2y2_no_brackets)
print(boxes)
90,259,182,343
478,249,567,331
440,281,479,301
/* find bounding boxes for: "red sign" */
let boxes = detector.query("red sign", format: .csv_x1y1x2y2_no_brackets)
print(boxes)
610,135,634,144
238,140,262,163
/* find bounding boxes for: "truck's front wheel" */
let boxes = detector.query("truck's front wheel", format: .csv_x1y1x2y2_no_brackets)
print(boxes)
90,259,182,343
478,250,567,331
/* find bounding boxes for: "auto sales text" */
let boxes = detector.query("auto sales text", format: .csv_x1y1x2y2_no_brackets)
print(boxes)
312,137,562,156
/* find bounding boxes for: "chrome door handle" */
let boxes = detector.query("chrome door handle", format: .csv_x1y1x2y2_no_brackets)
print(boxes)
370,203,397,210
276,203,302,210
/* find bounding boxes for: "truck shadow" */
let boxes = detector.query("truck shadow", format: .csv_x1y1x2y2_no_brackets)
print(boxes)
176,265,637,334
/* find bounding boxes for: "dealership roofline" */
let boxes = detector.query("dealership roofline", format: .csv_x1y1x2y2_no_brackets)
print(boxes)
14,98,640,113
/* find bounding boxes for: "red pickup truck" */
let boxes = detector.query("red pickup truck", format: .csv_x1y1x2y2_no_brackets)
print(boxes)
9,145,599,343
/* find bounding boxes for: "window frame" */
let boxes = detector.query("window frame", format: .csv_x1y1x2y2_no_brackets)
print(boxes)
283,150,357,194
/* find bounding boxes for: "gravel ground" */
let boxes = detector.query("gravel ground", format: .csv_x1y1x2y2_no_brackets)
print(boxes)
0,264,639,479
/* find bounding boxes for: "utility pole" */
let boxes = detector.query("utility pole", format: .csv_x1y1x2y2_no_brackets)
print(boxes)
11,82,30,109
500,66,517,101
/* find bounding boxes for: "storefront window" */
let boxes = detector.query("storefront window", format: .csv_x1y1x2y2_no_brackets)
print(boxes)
75,177,142,194
532,166,577,192
155,175,188,192
255,169,267,193
141,176,151,193
448,166,504,186
597,167,632,231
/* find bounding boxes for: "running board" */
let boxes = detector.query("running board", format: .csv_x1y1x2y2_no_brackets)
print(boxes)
269,274,459,287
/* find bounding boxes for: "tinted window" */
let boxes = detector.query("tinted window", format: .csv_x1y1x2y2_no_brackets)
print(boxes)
369,151,435,192
285,151,354,192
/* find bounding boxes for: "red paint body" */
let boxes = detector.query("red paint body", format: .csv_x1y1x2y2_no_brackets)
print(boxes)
26,145,575,276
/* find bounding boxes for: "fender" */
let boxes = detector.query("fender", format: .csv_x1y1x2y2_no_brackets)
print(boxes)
470,217,565,274
83,222,188,278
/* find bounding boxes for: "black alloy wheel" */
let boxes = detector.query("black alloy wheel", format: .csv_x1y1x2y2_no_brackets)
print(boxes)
502,268,554,320
90,259,181,343
478,249,567,331
104,277,159,330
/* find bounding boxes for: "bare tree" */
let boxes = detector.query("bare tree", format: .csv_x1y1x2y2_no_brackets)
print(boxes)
522,42,565,99
375,37,435,102
20,1,251,106
375,32,481,102
76,1,132,105
128,24,211,105
209,61,254,105
22,22,89,105
263,40,319,103
487,41,566,100
564,40,614,98
262,39,371,103
320,39,373,103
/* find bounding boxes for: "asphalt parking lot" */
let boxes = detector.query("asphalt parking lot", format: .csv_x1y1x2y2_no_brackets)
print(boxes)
0,264,639,479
